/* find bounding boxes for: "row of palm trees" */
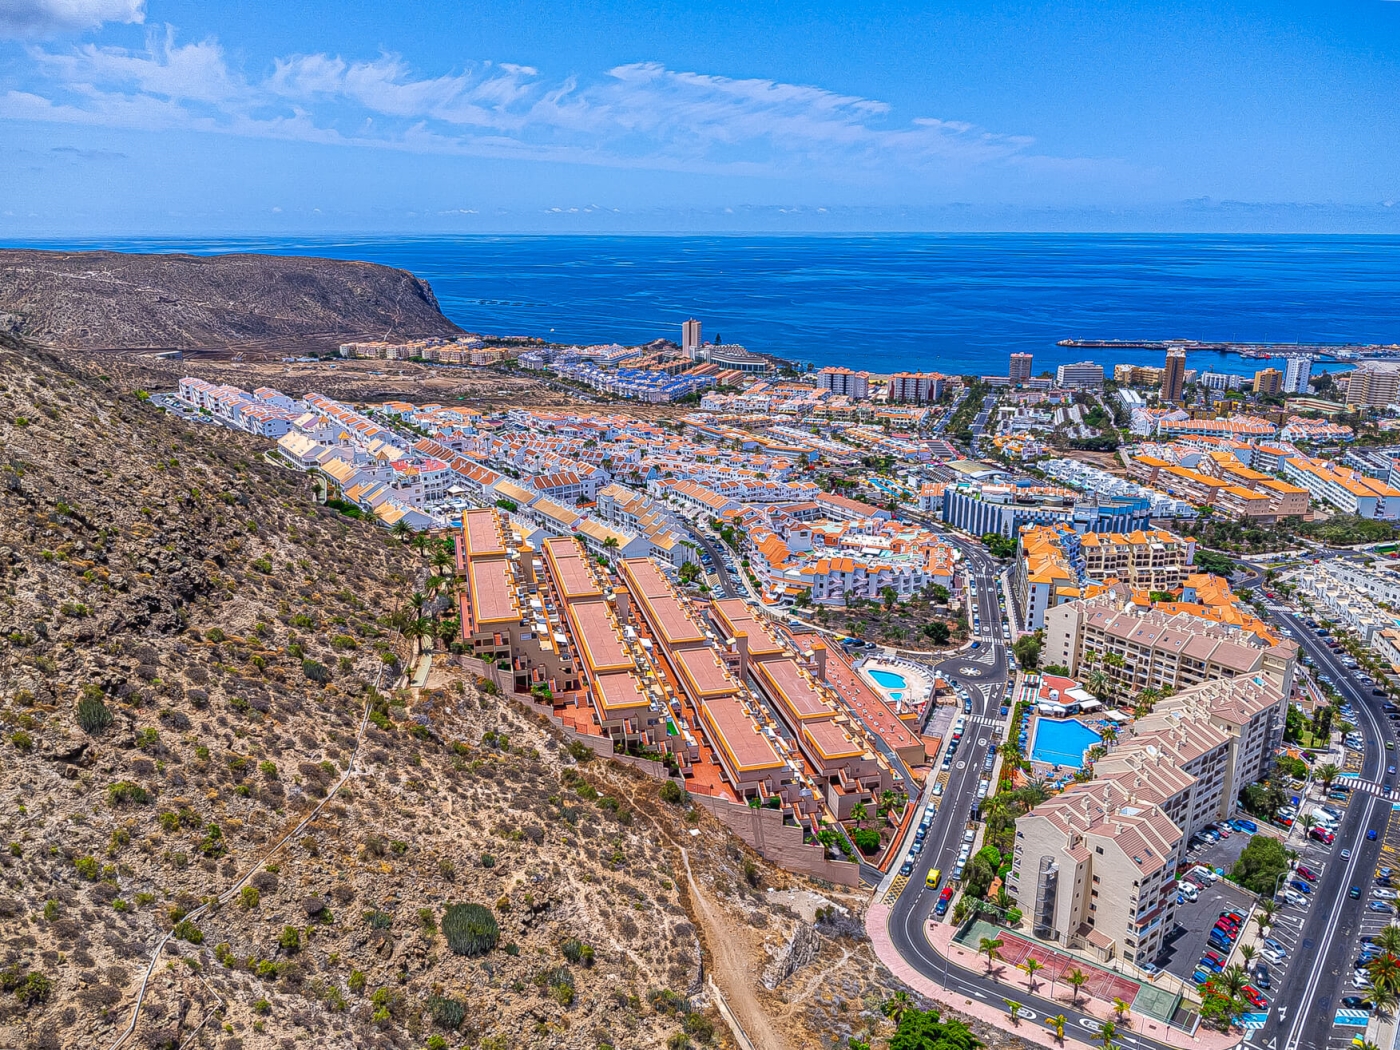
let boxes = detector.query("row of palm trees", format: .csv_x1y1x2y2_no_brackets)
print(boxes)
976,935,1132,1045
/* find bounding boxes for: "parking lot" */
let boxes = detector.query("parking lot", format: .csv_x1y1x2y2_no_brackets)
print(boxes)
1159,854,1258,984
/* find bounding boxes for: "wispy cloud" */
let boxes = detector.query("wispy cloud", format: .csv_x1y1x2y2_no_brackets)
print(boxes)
0,26,1080,180
0,0,144,38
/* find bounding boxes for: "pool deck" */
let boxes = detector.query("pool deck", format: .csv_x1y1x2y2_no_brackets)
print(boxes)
857,656,933,712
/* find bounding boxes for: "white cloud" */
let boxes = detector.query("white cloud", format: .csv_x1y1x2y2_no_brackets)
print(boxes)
0,0,143,38
5,28,1090,181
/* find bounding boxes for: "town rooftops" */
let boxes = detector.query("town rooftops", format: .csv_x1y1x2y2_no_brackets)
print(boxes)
802,719,868,763
710,599,786,658
592,672,651,715
566,599,633,675
542,537,604,602
621,558,708,648
468,558,519,626
674,646,739,700
462,508,507,559
754,658,833,723
699,695,786,775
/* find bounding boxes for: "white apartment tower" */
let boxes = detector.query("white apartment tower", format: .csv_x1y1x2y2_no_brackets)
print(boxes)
1283,356,1312,395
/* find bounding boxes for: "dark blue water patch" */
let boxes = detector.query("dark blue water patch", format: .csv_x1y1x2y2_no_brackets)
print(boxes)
8,234,1398,375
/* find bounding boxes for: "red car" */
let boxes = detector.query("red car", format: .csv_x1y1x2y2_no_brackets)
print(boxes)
1204,950,1226,966
1311,827,1335,844
1297,866,1318,882
1242,985,1268,1009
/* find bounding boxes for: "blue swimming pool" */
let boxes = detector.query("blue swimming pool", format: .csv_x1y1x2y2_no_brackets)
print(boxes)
1030,718,1103,770
868,668,908,700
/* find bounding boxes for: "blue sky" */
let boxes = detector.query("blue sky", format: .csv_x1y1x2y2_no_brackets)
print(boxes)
2,0,1400,233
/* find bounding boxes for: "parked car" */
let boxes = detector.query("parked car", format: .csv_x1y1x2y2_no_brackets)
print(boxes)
1352,886,1364,899
1369,901,1395,914
1297,865,1318,882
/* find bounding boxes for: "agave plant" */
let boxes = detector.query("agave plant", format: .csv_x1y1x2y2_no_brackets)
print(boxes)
441,902,499,957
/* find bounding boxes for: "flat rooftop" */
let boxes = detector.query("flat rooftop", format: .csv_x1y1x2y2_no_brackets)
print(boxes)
803,719,867,764
675,646,738,700
567,599,634,675
710,598,786,658
623,559,707,648
462,508,506,559
543,537,604,602
469,558,519,626
701,695,785,774
594,672,651,715
754,657,832,723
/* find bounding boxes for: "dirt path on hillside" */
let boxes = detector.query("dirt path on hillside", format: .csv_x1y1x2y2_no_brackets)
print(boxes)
680,847,792,1050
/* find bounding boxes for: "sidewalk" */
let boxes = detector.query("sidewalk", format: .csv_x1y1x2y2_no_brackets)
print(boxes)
865,903,1243,1050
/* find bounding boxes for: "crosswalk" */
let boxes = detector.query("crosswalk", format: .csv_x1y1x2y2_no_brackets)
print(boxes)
966,715,1005,731
1340,779,1400,802
1239,1013,1269,1031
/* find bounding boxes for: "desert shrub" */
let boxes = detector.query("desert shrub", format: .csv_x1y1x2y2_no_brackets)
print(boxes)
427,994,466,1030
74,855,100,880
278,926,301,953
364,910,393,930
659,780,686,805
172,920,203,945
302,659,331,684
9,730,32,751
441,902,498,957
561,939,595,966
535,965,575,1007
77,695,114,735
107,781,150,805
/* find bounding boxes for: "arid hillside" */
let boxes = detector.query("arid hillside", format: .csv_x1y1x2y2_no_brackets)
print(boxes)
0,251,463,350
0,334,931,1050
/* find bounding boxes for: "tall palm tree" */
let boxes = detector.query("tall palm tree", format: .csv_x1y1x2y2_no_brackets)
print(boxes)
1098,1019,1118,1050
1066,968,1089,1007
1370,987,1400,1019
1046,1014,1068,1045
979,936,1005,974
1219,965,1248,999
1022,957,1044,992
1085,668,1110,701
1298,814,1317,840
1004,1000,1022,1025
1238,944,1257,970
1317,763,1341,793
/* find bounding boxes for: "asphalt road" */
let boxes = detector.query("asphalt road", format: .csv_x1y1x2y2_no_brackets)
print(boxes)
686,526,739,598
1256,607,1396,1050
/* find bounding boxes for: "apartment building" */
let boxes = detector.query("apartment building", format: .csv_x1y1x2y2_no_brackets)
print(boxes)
1014,525,1195,631
1009,353,1034,385
1161,350,1187,402
1282,455,1400,520
1043,588,1298,697
1253,368,1283,395
1346,362,1400,408
886,372,947,403
1009,674,1283,966
942,481,1153,539
1286,560,1400,645
1055,362,1105,389
816,367,871,399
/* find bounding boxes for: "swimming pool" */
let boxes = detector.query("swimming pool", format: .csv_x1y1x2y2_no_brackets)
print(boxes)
1030,718,1103,770
868,668,907,700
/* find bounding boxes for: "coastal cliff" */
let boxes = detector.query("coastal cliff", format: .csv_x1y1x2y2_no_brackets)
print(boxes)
0,249,463,350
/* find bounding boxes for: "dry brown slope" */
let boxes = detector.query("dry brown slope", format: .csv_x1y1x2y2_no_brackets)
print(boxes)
0,250,463,349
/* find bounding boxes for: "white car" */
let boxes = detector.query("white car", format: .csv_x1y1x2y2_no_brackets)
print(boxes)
1376,889,1399,900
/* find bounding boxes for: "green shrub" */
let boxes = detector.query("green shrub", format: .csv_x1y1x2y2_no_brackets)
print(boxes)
279,926,301,953
74,855,100,880
303,659,331,684
107,781,150,805
364,910,394,930
659,780,686,805
441,902,499,957
852,828,882,855
561,938,595,966
173,919,204,944
205,627,226,643
77,694,114,735
348,969,367,994
240,885,261,910
427,994,466,1030
8,730,32,752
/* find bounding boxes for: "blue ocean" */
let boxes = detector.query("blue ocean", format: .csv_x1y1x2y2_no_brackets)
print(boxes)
15,234,1400,376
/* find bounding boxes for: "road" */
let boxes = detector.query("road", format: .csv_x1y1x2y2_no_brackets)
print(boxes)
1255,606,1396,1050
686,526,739,598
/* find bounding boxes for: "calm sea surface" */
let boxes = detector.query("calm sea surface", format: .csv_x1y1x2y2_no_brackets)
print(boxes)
15,234,1400,376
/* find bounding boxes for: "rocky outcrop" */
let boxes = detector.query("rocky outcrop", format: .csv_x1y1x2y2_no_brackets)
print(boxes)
0,249,463,349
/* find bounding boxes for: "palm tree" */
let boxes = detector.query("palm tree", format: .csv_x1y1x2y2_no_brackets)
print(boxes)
1238,944,1257,970
1046,1014,1068,1044
1085,668,1110,701
1298,814,1317,840
1066,968,1089,1007
1371,986,1400,1019
851,802,868,829
881,991,913,1021
411,591,428,615
1098,1019,1118,1050
1377,925,1400,956
1317,763,1341,793
431,546,454,573
1219,965,1248,999
1004,999,1022,1025
391,519,412,541
979,936,1005,974
1022,957,1044,992
1111,997,1132,1027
